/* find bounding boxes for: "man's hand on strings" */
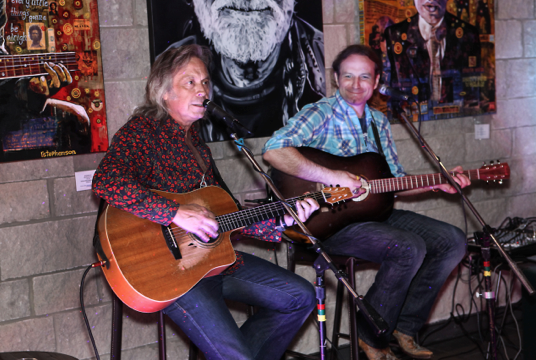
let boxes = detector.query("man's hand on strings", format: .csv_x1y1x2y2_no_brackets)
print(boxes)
432,166,471,194
172,204,219,242
283,197,320,226
325,169,366,197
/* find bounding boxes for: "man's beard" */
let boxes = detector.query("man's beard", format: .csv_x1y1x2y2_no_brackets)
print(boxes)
193,0,294,63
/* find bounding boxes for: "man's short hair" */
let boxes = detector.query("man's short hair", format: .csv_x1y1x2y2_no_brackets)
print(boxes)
133,44,212,121
332,44,382,79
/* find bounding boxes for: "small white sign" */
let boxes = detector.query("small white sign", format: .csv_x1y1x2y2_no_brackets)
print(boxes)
75,170,96,192
475,124,490,140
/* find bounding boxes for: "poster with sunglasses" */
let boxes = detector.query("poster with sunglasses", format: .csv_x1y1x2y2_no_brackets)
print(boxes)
359,0,496,123
0,0,108,163
147,0,326,142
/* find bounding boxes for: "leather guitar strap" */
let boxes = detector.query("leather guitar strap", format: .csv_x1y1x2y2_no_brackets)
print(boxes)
370,120,386,159
186,131,209,174
195,131,242,210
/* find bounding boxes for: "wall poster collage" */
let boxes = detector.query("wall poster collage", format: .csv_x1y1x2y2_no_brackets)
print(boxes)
0,0,108,163
359,0,496,123
147,0,325,142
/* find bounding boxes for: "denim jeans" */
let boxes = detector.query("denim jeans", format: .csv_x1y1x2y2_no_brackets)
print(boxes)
322,209,466,349
163,251,316,360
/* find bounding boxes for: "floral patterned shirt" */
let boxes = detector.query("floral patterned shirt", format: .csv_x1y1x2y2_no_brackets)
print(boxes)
93,115,282,273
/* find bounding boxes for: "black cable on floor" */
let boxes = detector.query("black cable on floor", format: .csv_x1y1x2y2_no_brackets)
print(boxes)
80,261,106,360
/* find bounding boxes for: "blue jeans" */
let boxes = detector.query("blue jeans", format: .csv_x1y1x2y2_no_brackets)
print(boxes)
163,251,316,360
322,209,466,349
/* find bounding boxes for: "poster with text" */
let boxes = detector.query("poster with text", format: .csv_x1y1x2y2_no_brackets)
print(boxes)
0,0,108,163
359,0,496,122
147,0,326,142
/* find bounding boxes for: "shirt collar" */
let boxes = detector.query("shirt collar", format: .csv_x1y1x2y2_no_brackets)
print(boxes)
334,90,371,124
159,116,202,144
418,15,445,41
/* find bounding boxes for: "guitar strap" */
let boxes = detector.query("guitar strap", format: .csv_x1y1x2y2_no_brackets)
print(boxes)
197,133,243,211
93,198,110,269
370,118,386,159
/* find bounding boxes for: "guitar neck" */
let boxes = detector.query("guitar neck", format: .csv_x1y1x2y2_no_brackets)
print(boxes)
216,191,327,232
0,52,77,80
370,168,481,194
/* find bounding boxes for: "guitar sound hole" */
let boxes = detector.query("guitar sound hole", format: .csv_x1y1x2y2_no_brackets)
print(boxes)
192,232,220,245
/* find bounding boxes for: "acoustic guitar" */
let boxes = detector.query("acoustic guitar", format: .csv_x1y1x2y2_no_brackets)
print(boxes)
96,185,354,313
0,52,77,79
270,148,510,242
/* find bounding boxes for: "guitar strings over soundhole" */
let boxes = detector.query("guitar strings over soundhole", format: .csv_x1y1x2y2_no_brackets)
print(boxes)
190,230,223,249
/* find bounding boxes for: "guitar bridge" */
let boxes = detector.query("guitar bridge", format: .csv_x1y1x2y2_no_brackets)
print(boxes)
162,225,182,260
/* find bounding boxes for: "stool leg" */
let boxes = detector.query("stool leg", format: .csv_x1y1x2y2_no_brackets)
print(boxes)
346,259,359,360
157,311,166,360
111,294,123,360
189,341,199,360
330,279,345,360
287,242,297,273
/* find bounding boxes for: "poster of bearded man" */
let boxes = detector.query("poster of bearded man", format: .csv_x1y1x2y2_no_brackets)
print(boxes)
147,0,326,142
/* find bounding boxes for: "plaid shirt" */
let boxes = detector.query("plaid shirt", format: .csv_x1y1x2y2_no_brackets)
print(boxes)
263,90,406,177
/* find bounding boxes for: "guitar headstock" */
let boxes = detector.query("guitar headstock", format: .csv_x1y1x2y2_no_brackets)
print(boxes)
321,187,355,204
479,161,510,183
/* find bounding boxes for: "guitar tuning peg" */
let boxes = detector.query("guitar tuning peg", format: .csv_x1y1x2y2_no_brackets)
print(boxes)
482,161,487,166
490,160,494,165
497,159,501,164
498,180,503,185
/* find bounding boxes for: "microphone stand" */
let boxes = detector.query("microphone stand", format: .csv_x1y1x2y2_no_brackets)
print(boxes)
396,108,535,360
227,132,389,360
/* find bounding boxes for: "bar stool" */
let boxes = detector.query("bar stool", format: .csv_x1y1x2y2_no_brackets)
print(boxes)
110,292,200,360
285,237,367,360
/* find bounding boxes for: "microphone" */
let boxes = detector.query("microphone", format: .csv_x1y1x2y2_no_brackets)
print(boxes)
378,84,413,102
202,99,253,136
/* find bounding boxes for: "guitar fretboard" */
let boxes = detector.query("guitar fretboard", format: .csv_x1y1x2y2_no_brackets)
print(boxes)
370,169,483,194
216,192,326,232
0,52,77,79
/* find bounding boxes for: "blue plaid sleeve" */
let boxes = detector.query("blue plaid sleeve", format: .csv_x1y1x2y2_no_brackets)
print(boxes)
263,102,330,152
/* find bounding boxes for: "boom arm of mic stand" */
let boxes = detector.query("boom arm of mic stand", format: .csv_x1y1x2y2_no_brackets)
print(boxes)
228,133,389,336
398,113,535,296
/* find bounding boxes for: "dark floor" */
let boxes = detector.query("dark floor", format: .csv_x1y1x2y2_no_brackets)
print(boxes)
289,302,527,360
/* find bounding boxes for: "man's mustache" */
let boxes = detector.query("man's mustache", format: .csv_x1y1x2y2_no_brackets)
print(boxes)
211,0,275,12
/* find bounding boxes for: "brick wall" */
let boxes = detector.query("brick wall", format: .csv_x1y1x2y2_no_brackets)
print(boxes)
0,0,534,358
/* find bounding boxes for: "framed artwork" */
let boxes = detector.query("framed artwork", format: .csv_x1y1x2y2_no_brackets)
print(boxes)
0,0,108,163
359,0,496,122
147,0,326,141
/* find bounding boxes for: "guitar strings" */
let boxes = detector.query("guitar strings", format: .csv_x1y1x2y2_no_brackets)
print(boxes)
370,168,503,193
0,53,78,75
166,192,327,237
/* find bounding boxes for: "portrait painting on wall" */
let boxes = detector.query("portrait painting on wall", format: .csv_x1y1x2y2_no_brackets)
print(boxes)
0,0,108,163
359,0,496,123
147,0,326,142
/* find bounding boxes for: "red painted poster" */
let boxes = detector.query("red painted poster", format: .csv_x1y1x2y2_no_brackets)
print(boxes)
0,0,108,162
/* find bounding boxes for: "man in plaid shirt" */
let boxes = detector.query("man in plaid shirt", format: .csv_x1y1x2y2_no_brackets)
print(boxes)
263,44,470,360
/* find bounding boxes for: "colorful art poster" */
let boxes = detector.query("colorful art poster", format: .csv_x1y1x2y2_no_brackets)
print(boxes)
359,0,496,122
0,0,108,163
147,0,325,142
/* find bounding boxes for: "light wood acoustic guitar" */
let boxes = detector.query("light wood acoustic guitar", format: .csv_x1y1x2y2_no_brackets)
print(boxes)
270,148,511,242
96,185,355,313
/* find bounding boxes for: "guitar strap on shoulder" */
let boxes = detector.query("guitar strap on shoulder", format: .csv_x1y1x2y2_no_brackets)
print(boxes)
199,137,244,211
370,118,386,159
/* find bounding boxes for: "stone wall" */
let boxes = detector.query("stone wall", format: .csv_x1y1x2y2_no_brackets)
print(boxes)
0,0,535,358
